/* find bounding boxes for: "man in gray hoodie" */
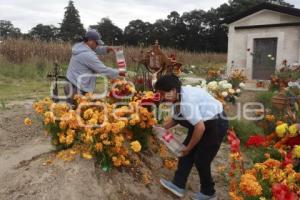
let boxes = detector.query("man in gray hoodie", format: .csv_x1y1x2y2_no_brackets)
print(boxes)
64,29,123,104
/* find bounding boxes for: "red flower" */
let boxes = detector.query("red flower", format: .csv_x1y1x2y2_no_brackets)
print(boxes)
153,93,161,102
227,130,241,153
135,78,144,84
141,93,160,107
282,152,294,167
272,183,298,200
227,130,237,143
285,135,300,147
246,135,267,147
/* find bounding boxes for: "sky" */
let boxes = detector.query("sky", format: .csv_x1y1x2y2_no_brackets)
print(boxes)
1,0,300,33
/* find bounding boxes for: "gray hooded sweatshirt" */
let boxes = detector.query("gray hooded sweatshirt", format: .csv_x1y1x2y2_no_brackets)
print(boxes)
66,42,119,92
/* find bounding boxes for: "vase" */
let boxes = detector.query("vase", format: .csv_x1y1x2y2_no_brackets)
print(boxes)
272,91,288,110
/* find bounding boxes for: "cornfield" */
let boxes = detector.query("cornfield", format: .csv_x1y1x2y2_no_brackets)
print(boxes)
0,38,227,79
0,38,226,64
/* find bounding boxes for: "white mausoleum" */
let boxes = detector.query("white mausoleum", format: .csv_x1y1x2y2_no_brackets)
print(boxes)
224,3,300,80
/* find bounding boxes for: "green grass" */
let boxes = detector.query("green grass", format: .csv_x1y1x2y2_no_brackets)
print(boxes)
0,79,51,101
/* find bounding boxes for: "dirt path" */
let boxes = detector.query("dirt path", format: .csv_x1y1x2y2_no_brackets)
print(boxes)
0,102,230,200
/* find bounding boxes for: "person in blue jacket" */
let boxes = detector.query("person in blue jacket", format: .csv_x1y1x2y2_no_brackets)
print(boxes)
64,29,124,104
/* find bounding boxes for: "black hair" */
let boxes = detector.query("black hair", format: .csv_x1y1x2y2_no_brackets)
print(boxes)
154,74,182,93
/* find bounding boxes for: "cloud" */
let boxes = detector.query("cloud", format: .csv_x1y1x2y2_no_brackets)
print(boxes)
1,0,299,33
0,0,228,32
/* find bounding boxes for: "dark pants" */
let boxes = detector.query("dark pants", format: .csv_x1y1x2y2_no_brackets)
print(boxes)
63,81,87,106
172,112,228,196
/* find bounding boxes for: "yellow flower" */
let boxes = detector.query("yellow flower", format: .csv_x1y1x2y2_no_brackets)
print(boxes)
24,118,32,126
123,160,130,166
102,140,111,145
88,117,98,125
59,133,66,144
59,120,67,129
130,141,142,152
65,134,74,145
33,103,44,114
83,108,94,120
265,115,275,122
112,156,122,167
288,124,298,137
293,145,300,158
44,111,55,125
275,123,288,138
82,152,93,160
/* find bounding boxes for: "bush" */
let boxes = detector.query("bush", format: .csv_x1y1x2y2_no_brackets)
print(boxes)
245,146,283,164
229,120,265,144
256,91,275,109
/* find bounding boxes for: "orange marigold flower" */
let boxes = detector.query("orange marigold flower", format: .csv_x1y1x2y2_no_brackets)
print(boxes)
239,173,262,196
82,152,93,160
229,192,244,200
24,117,32,126
130,141,142,152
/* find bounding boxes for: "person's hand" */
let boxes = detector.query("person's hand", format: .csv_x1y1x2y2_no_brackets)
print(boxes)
163,119,177,130
107,46,122,53
180,146,191,157
107,46,115,53
119,70,126,77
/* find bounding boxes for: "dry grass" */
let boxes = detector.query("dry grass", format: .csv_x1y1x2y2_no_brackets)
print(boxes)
0,38,226,65
0,38,71,64
0,39,226,101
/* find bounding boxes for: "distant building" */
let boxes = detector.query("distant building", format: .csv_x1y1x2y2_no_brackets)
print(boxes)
223,3,300,80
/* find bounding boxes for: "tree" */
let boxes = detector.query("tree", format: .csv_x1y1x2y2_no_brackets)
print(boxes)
124,20,152,46
218,0,293,19
181,10,208,51
59,0,85,42
150,19,170,47
28,24,59,41
166,11,187,49
90,18,123,45
0,20,21,38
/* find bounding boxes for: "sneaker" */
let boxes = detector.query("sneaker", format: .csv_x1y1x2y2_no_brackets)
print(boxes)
191,192,217,200
160,178,185,197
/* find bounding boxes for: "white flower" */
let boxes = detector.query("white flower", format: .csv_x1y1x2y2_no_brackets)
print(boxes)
236,89,241,93
288,82,294,87
221,91,228,97
207,81,218,91
223,83,233,89
191,65,196,69
268,54,272,58
218,80,228,86
239,83,246,88
229,89,235,94
288,81,300,89
200,80,207,88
